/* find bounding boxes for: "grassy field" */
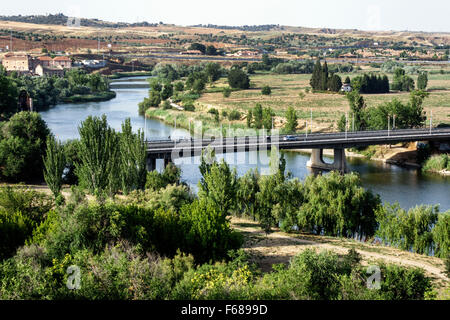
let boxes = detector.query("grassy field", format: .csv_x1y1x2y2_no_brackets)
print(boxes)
145,70,450,135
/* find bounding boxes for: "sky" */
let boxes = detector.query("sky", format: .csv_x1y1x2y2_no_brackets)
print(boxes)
2,0,450,32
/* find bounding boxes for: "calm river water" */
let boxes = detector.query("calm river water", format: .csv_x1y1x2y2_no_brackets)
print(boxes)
39,77,450,211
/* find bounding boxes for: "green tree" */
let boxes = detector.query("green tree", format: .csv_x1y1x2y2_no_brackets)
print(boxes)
328,74,342,92
223,87,231,98
0,112,50,182
228,68,250,89
160,82,174,100
262,107,275,130
246,109,253,128
174,81,184,92
205,63,222,82
320,61,329,91
417,72,428,90
310,59,322,90
43,135,66,198
261,85,272,95
75,115,119,195
347,91,367,131
119,119,147,194
284,107,298,133
205,45,218,56
253,104,263,129
189,43,206,54
198,156,237,216
0,70,18,119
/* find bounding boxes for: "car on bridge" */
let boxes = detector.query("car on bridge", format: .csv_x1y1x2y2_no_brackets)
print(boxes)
283,135,299,141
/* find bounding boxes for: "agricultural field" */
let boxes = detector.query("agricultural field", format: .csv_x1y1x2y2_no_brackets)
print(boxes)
158,70,450,133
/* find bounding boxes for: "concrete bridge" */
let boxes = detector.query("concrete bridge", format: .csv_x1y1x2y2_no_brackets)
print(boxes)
146,128,450,172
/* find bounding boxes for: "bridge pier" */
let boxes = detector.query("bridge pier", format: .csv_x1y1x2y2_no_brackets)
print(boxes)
306,148,348,173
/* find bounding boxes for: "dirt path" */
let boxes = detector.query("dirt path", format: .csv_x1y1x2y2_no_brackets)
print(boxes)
231,217,449,286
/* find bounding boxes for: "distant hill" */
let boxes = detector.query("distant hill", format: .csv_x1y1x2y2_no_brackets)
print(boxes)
0,13,158,28
190,24,282,32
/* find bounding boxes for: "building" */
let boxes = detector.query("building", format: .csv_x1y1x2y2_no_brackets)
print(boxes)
34,64,65,77
1,53,72,76
52,56,72,69
2,53,33,73
341,84,352,92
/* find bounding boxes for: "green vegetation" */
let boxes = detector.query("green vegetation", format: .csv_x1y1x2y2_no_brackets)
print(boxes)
0,112,50,182
422,154,450,173
339,90,428,132
75,115,146,196
310,60,342,92
376,204,449,257
392,68,415,92
351,74,390,94
261,85,272,95
43,135,65,198
228,68,250,89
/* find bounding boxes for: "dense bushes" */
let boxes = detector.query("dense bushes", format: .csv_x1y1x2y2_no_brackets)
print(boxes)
75,115,146,195
0,187,53,260
422,154,450,173
376,204,449,258
0,242,435,300
232,164,380,238
296,172,380,238
0,112,50,182
228,68,250,89
351,74,389,94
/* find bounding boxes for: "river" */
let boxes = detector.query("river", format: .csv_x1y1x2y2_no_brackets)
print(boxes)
39,77,450,211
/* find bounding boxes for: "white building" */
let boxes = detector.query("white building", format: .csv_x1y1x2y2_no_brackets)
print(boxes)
341,84,352,92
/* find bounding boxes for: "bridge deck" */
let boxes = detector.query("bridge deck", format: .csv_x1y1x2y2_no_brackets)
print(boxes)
146,128,450,159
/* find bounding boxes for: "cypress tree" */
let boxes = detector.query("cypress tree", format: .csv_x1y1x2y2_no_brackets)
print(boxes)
310,60,322,90
321,61,329,91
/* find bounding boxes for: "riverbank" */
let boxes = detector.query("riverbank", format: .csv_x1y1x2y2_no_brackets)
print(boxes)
59,90,117,104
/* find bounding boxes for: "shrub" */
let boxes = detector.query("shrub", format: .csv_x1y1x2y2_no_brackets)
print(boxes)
261,85,272,95
0,187,53,260
422,154,449,173
228,110,241,121
297,172,380,238
0,112,50,182
377,263,432,300
145,163,181,190
162,100,172,110
376,204,440,256
228,68,250,89
222,87,231,98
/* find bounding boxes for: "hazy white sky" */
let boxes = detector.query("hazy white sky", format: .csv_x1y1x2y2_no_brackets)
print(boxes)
2,0,450,32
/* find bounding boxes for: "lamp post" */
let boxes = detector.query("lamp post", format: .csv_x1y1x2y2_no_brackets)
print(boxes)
430,110,433,135
388,115,390,137
345,112,348,140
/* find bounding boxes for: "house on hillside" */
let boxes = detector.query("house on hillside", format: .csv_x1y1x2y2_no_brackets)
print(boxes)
2,53,33,74
341,83,352,92
34,64,65,77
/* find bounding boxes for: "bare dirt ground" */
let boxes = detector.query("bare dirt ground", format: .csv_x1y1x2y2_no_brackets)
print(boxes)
231,217,449,297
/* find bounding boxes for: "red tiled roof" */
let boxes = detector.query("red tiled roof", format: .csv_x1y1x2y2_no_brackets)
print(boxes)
38,56,53,61
53,56,71,61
